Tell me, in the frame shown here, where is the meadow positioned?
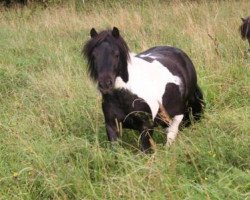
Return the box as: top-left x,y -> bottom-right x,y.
0,0 -> 249,199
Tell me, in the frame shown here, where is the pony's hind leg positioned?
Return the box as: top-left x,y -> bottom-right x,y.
166,114 -> 184,147
162,83 -> 185,146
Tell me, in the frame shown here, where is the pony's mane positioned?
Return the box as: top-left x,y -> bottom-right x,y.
82,29 -> 130,81
239,17 -> 250,40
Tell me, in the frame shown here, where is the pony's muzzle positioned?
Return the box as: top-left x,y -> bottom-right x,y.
98,78 -> 114,93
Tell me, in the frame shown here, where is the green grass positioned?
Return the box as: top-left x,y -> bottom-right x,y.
0,1 -> 249,199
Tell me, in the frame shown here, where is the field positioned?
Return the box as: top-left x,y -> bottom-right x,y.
0,0 -> 250,199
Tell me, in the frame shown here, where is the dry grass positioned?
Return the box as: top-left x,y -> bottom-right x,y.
0,1 -> 249,199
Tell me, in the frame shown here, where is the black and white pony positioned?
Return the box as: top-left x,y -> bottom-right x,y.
83,27 -> 204,152
240,16 -> 250,51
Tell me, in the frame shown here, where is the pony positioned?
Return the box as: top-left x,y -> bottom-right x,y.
239,16 -> 250,50
82,27 -> 204,152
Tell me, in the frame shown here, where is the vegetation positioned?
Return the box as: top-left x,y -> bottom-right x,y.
0,1 -> 249,199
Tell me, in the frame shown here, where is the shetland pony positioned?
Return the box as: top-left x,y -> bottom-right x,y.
82,27 -> 204,152
240,16 -> 250,50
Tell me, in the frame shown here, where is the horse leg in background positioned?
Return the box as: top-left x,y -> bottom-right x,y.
166,114 -> 184,147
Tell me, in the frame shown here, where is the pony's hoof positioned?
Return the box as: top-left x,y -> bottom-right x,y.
166,138 -> 175,147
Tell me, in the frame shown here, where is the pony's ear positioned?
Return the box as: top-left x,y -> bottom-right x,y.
241,17 -> 246,22
90,28 -> 98,38
112,27 -> 120,38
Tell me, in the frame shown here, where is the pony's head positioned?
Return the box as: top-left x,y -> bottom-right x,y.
240,17 -> 250,40
83,27 -> 130,94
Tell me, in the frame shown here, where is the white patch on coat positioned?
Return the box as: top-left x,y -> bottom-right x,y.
129,52 -> 137,57
139,53 -> 159,59
115,53 -> 182,119
166,114 -> 184,147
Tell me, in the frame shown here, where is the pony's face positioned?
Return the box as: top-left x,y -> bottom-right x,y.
240,17 -> 250,40
91,41 -> 120,94
83,27 -> 129,94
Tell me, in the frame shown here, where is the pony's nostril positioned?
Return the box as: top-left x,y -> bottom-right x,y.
107,79 -> 113,87
98,82 -> 104,89
98,80 -> 113,91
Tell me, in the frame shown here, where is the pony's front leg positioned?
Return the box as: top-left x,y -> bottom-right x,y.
106,124 -> 119,142
166,114 -> 184,147
136,117 -> 154,152
102,100 -> 123,146
123,113 -> 154,152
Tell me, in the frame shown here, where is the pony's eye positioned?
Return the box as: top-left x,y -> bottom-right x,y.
92,50 -> 97,59
114,53 -> 119,59
114,50 -> 119,59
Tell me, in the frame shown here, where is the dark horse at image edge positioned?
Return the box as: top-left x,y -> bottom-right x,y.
82,27 -> 205,152
239,16 -> 250,51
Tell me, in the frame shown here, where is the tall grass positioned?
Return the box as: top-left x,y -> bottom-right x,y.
0,1 -> 249,199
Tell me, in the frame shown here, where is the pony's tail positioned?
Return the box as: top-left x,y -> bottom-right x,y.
184,85 -> 205,126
